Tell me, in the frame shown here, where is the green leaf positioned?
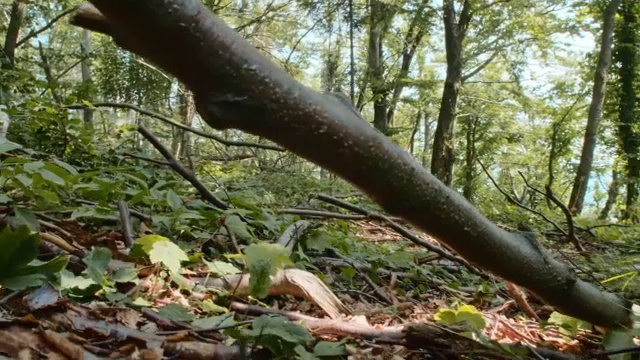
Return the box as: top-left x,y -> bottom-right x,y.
29,255 -> 69,276
13,207 -> 40,232
0,141 -> 22,153
131,234 -> 171,258
52,159 -> 79,176
0,226 -> 40,278
603,330 -> 635,360
247,315 -> 313,345
167,189 -> 183,212
149,241 -> 189,273
199,299 -> 229,315
83,248 -> 112,285
192,314 -> 235,329
24,161 -> 44,173
313,340 -> 348,357
244,243 -> 292,299
132,297 -> 153,307
224,215 -> 253,241
295,345 -> 319,360
0,274 -> 47,290
0,194 -> 12,204
203,259 -> 241,276
59,270 -> 96,290
434,309 -> 458,325
157,303 -> 194,322
38,168 -> 65,185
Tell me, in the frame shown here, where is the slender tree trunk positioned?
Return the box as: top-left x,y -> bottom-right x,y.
409,109 -> 422,156
568,0 -> 621,215
422,114 -> 432,168
386,1 -> 428,125
172,87 -> 195,159
368,0 -> 389,135
80,29 -> 94,125
431,0 -> 471,186
462,115 -> 478,201
348,0 -> 355,102
599,157 -> 621,220
38,43 -> 63,103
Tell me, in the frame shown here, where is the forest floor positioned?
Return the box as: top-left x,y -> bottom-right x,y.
0,209 -> 622,360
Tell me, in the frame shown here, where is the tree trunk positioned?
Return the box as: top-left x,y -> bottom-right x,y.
172,87 -> 195,159
421,114 -> 432,168
1,0 -> 27,103
615,0 -> 640,221
386,2 -> 428,125
568,0 -> 621,215
462,115 -> 478,201
80,29 -> 94,125
430,0 -> 471,186
368,0 -> 389,135
599,157 -> 620,220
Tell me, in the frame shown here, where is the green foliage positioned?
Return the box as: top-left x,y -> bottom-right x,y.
6,100 -> 95,164
0,226 -> 67,290
245,242 -> 293,298
132,234 -> 189,274
228,315 -> 346,358
546,311 -> 592,339
434,304 -> 487,332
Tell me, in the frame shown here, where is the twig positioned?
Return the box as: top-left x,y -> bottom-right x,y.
543,184 -> 584,252
122,151 -> 170,166
117,200 -> 135,248
477,159 -> 567,237
137,126 -> 229,210
65,102 -> 285,151
17,7 -> 78,48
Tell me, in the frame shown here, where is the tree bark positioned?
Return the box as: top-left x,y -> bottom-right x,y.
80,29 -> 94,125
615,0 -> 640,221
599,157 -> 620,220
71,0 -> 634,329
1,0 -> 27,103
368,0 -> 390,135
568,0 -> 621,215
430,0 -> 471,186
386,1 -> 429,126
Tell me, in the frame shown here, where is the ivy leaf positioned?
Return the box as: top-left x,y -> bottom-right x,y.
149,241 -> 189,273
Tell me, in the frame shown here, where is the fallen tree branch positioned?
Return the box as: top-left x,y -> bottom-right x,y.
70,1 -> 633,328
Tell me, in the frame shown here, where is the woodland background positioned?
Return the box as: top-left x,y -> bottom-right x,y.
0,0 -> 640,359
